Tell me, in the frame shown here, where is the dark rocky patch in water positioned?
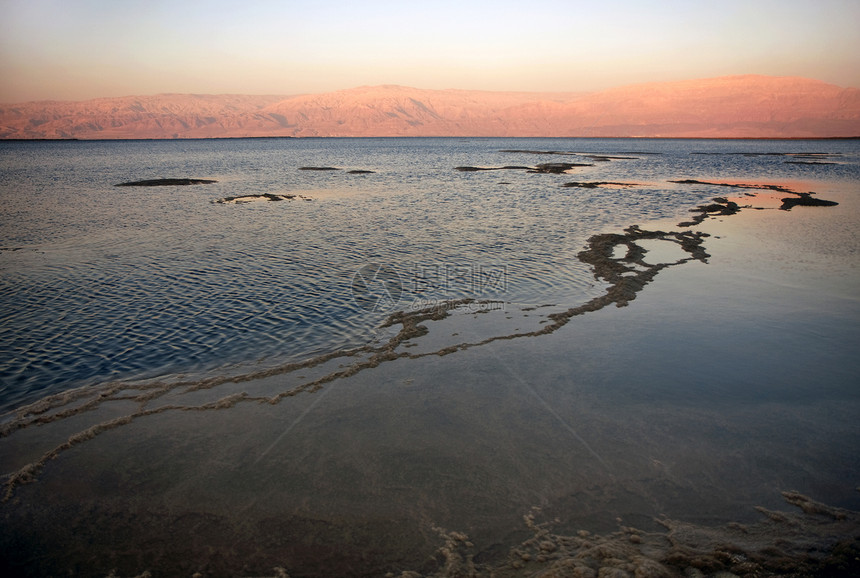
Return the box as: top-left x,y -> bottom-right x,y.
678,197 -> 741,227
669,179 -> 796,194
670,179 -> 839,216
455,163 -> 592,174
500,149 -> 578,156
463,150 -> 642,174
780,192 -> 840,210
454,165 -> 531,172
114,178 -> 217,187
213,193 -> 313,204
529,162 -> 593,174
583,155 -> 638,162
573,225 -> 709,309
299,167 -> 375,174
396,492 -> 860,578
562,181 -> 640,189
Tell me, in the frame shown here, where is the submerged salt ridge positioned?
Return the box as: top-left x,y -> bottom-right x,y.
0,218 -> 712,499
0,138 -> 859,413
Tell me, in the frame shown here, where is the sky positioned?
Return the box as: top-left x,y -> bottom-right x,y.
1,0 -> 859,102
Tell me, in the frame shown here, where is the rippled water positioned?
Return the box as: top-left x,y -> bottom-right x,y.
1,137 -> 858,412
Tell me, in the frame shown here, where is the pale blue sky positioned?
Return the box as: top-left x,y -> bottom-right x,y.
1,0 -> 858,101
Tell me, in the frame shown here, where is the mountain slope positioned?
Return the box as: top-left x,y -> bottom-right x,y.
0,94 -> 288,139
1,76 -> 858,139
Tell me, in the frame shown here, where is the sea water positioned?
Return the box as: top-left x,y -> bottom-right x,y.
1,138 -> 859,575
2,137 -> 857,414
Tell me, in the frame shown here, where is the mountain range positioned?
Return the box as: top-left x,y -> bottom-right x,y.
1,75 -> 858,139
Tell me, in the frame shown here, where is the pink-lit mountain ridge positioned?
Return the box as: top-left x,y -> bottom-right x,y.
1,75 -> 858,139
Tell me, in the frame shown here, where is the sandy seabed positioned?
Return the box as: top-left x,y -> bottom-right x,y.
1,178 -> 858,577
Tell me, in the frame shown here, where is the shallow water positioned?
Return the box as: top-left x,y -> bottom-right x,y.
2,138 -> 858,413
0,138 -> 859,576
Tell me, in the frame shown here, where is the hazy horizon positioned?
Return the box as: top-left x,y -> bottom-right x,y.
2,0 -> 859,103
3,73 -> 860,105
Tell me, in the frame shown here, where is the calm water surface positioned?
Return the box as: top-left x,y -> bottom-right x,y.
1,138 -> 859,576
1,137 -> 859,412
